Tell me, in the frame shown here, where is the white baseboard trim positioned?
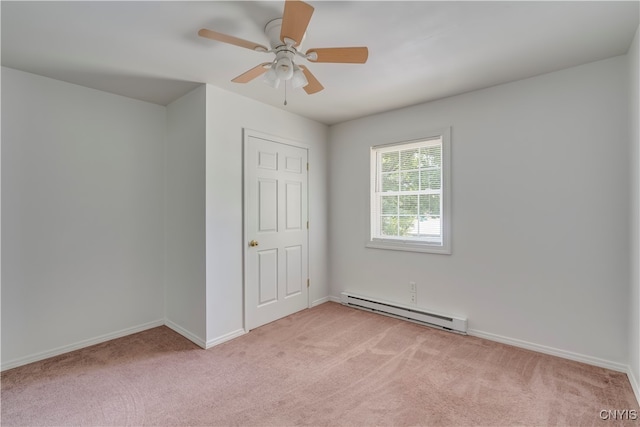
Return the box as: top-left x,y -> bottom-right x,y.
1,319 -> 165,372
333,296 -> 630,375
164,319 -> 207,349
628,367 -> 640,406
468,328 -> 628,373
328,295 -> 342,303
206,329 -> 246,349
311,296 -> 331,307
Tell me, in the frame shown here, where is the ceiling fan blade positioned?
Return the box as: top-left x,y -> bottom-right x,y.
198,28 -> 268,52
280,0 -> 314,46
231,63 -> 271,83
306,47 -> 369,63
299,65 -> 323,94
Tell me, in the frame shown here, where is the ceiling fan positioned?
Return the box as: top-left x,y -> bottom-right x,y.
198,0 -> 368,95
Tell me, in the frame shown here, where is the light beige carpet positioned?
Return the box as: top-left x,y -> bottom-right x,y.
2,302 -> 638,426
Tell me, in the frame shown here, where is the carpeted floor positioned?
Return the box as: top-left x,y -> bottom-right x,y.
1,302 -> 639,426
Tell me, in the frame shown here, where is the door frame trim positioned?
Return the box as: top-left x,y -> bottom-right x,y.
242,128 -> 310,332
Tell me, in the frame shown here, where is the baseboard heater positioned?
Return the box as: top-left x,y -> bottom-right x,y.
341,292 -> 467,334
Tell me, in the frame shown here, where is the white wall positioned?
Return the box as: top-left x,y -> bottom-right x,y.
165,85 -> 207,346
1,71 -> 329,366
628,26 -> 640,399
205,84 -> 329,345
4,45 -> 631,382
329,56 -> 630,369
1,67 -> 166,369
167,84 -> 330,348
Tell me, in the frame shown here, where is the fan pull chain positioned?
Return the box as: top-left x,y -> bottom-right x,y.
284,81 -> 288,106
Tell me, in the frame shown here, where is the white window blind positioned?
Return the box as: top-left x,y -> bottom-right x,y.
369,129 -> 451,254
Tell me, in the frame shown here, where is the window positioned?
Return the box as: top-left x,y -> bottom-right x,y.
368,128 -> 451,254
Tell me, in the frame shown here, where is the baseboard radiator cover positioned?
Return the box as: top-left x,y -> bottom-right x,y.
341,292 -> 467,334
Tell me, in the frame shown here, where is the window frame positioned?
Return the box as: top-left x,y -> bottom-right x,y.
367,128 -> 451,254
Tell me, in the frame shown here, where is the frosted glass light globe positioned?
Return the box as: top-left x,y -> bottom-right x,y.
275,57 -> 294,80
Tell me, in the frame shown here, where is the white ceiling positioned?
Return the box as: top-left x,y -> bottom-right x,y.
2,1 -> 639,125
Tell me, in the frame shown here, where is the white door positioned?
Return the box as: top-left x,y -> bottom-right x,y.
244,131 -> 309,331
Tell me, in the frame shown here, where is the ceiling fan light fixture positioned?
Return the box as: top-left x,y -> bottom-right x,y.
274,56 -> 294,80
263,65 -> 280,88
291,65 -> 308,89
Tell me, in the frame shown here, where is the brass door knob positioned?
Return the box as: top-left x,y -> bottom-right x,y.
249,240 -> 259,247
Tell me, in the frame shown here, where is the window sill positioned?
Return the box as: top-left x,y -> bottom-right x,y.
366,240 -> 451,255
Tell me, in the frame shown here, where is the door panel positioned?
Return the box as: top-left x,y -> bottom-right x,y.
258,150 -> 278,170
258,179 -> 277,232
285,181 -> 302,230
258,249 -> 278,306
285,245 -> 303,297
285,155 -> 302,173
245,132 -> 308,330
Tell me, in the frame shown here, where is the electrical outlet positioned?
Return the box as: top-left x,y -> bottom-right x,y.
409,281 -> 417,292
409,292 -> 417,304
